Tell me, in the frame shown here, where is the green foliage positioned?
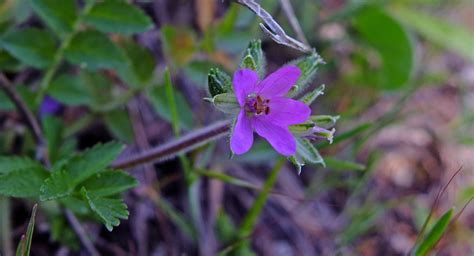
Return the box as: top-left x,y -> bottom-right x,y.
64,30 -> 127,70
117,38 -> 156,87
81,171 -> 138,197
0,28 -> 56,69
413,209 -> 453,256
353,6 -> 414,90
16,204 -> 37,256
288,51 -> 324,97
207,68 -> 232,97
296,138 -> 325,166
81,188 -> 129,231
29,0 -> 77,36
104,109 -> 134,143
148,82 -> 194,130
84,0 -> 153,35
392,7 -> 474,62
47,73 -> 92,106
40,169 -> 74,201
0,157 -> 49,198
240,39 -> 266,78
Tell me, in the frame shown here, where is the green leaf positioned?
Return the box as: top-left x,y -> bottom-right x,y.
103,109 -> 134,143
288,51 -> 324,97
16,204 -> 37,256
81,170 -> 137,197
84,0 -> 153,35
66,142 -> 124,185
0,156 -> 43,175
324,157 -> 365,171
0,160 -> 49,198
300,84 -> 325,105
48,73 -> 92,106
64,30 -> 128,70
40,169 -> 74,201
207,67 -> 232,97
117,39 -> 155,87
148,83 -> 194,130
81,187 -> 129,231
392,7 -> 474,62
29,0 -> 77,36
211,93 -> 240,114
296,138 -> 325,166
0,28 -> 56,68
161,25 -> 196,66
414,209 -> 453,256
0,49 -> 22,71
353,6 -> 414,90
183,60 -> 216,88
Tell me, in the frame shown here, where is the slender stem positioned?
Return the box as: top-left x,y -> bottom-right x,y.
112,120 -> 231,169
0,73 -> 43,145
279,0 -> 309,46
64,209 -> 100,256
238,157 -> 286,238
34,1 -> 96,105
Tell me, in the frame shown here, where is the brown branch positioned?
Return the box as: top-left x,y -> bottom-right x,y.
112,120 -> 231,170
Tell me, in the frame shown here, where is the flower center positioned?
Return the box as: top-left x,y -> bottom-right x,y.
245,95 -> 270,115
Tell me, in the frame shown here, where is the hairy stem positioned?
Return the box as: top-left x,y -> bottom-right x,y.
112,120 -> 231,170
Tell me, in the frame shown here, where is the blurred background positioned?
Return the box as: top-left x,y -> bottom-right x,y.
0,0 -> 473,255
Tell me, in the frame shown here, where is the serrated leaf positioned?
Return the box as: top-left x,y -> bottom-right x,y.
117,39 -> 155,87
64,30 -> 128,70
207,67 -> 232,97
353,6 -> 414,90
300,84 -> 325,105
84,0 -> 153,35
288,51 -> 324,97
0,28 -> 56,68
103,109 -> 134,143
81,170 -> 138,197
48,73 -> 92,106
0,156 -> 43,175
82,187 -> 129,231
414,209 -> 453,256
40,169 -> 74,201
67,142 -> 124,185
0,165 -> 49,198
29,0 -> 77,36
16,204 -> 37,256
296,138 -> 325,166
212,93 -> 240,114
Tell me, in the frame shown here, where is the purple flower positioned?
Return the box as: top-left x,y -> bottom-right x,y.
40,96 -> 61,117
230,66 -> 311,156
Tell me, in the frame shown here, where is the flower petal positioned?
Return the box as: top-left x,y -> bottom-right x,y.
257,66 -> 301,98
230,110 -> 254,155
254,119 -> 296,156
233,69 -> 259,106
264,97 -> 311,126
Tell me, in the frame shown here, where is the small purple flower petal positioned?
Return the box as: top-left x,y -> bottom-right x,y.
257,66 -> 301,98
253,119 -> 296,156
233,69 -> 259,107
40,96 -> 61,117
230,110 -> 254,155
264,97 -> 311,125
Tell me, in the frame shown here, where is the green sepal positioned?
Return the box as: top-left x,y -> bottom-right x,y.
207,68 -> 232,97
